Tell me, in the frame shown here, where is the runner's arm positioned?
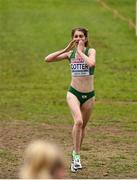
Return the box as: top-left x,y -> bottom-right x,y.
77,48 -> 96,67
44,50 -> 68,62
44,40 -> 75,62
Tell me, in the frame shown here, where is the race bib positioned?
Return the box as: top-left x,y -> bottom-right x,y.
70,58 -> 90,76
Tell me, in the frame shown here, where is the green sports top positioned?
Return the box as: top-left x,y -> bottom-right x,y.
68,47 -> 95,77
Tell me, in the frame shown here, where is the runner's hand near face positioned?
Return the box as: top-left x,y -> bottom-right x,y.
45,40 -> 75,62
64,40 -> 76,52
77,40 -> 85,53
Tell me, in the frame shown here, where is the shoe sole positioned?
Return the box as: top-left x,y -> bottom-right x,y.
70,163 -> 78,173
70,164 -> 82,172
71,167 -> 77,173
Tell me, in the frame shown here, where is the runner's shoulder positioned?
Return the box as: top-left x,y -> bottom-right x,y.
67,50 -> 73,59
88,48 -> 96,54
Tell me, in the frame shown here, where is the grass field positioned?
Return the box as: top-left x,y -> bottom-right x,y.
0,0 -> 137,178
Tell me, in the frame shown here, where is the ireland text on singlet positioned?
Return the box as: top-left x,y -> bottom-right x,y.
68,48 -> 95,77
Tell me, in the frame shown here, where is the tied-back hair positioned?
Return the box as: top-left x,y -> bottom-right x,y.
71,27 -> 90,47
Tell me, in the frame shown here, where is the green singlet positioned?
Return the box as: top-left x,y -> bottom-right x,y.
68,47 -> 95,77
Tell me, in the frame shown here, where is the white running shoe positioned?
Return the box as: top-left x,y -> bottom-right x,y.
71,160 -> 78,173
70,152 -> 82,172
73,155 -> 82,169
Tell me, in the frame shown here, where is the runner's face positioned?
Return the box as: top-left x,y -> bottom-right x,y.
73,30 -> 86,46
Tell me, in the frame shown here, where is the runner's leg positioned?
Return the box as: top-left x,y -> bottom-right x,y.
80,97 -> 95,147
66,92 -> 83,154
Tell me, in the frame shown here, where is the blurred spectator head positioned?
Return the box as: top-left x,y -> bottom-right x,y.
19,140 -> 65,179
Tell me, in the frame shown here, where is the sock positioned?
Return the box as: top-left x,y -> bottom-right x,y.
72,150 -> 80,160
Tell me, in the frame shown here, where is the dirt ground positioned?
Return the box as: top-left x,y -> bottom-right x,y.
0,120 -> 137,179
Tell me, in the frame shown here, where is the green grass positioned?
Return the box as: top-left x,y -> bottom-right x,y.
0,149 -> 17,161
105,0 -> 136,22
0,0 -> 137,123
0,0 -> 137,178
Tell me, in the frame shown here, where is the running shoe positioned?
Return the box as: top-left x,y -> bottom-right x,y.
73,154 -> 82,169
70,151 -> 82,172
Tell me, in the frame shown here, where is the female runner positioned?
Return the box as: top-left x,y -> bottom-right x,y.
45,27 -> 96,172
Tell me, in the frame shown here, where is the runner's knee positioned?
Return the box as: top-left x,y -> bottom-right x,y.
74,117 -> 83,127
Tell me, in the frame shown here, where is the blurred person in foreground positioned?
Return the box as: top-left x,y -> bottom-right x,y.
19,140 -> 65,179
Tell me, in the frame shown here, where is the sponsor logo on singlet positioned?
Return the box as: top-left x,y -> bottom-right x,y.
82,95 -> 87,99
70,58 -> 90,76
